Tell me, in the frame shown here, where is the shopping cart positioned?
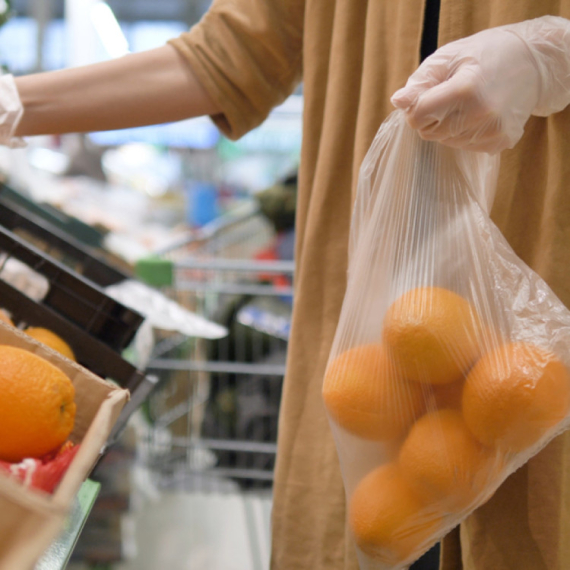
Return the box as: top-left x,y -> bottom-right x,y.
138,202 -> 294,493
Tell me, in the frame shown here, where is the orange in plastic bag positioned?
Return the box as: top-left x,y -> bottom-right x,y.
323,343 -> 425,441
349,463 -> 444,565
382,287 -> 483,385
463,342 -> 570,453
324,110 -> 570,569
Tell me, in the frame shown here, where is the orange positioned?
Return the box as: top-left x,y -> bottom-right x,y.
323,344 -> 425,440
382,287 -> 483,385
0,309 -> 13,326
463,342 -> 570,453
0,346 -> 76,461
399,409 -> 494,512
25,327 -> 76,362
349,463 -> 444,563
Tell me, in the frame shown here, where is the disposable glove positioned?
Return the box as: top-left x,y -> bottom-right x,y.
391,16 -> 570,153
0,74 -> 24,148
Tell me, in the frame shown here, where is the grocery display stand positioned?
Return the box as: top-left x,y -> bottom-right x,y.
0,188 -> 130,286
0,193 -> 161,435
0,184 -> 292,565
0,225 -> 145,391
0,183 -> 108,249
0,191 -> 156,569
0,188 -> 153,387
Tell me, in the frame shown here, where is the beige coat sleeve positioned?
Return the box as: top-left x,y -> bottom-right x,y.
169,0 -> 304,140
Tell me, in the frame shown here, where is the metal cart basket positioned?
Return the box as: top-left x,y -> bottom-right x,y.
138,203 -> 294,492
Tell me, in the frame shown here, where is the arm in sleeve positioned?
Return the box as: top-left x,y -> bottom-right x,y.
169,0 -> 304,140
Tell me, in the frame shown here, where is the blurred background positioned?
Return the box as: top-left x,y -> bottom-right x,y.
0,2 -> 302,569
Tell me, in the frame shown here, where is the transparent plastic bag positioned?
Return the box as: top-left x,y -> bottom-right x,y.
323,110 -> 570,569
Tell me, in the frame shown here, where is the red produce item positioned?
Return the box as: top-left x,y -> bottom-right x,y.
0,442 -> 80,493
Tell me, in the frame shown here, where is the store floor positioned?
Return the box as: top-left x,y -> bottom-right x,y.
68,483 -> 439,570
114,488 -> 272,570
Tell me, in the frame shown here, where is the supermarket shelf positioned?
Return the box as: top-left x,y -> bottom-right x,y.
0,195 -> 130,286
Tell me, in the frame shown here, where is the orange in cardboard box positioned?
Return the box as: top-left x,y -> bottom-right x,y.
0,346 -> 76,462
323,343 -> 425,440
0,320 -> 129,570
25,327 -> 76,362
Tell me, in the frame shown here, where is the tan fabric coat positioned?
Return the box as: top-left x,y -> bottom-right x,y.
170,1 -> 570,569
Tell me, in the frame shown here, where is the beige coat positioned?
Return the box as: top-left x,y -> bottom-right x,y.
170,1 -> 570,568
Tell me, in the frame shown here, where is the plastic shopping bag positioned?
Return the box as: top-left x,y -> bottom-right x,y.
323,110 -> 570,569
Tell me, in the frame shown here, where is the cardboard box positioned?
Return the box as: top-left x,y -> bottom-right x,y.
0,321 -> 129,570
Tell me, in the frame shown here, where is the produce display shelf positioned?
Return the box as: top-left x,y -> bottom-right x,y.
0,225 -> 142,351
0,183 -> 106,249
0,194 -> 130,287
0,192 -> 161,443
0,275 -> 145,392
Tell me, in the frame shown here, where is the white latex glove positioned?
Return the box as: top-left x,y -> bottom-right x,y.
391,16 -> 570,154
0,74 -> 24,148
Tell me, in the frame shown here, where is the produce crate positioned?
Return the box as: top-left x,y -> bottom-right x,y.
0,321 -> 129,570
0,183 -> 106,249
0,224 -> 145,392
0,225 -> 140,350
0,195 -> 130,287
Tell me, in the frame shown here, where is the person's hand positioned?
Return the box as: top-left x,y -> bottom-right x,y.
391,16 -> 570,154
0,75 -> 24,148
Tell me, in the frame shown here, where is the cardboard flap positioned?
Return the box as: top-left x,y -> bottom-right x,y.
53,388 -> 129,507
0,475 -> 66,570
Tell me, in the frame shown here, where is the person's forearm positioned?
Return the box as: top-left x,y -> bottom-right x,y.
14,44 -> 220,136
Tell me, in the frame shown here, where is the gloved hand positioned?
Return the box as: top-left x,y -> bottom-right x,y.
391,16 -> 570,153
0,74 -> 24,148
